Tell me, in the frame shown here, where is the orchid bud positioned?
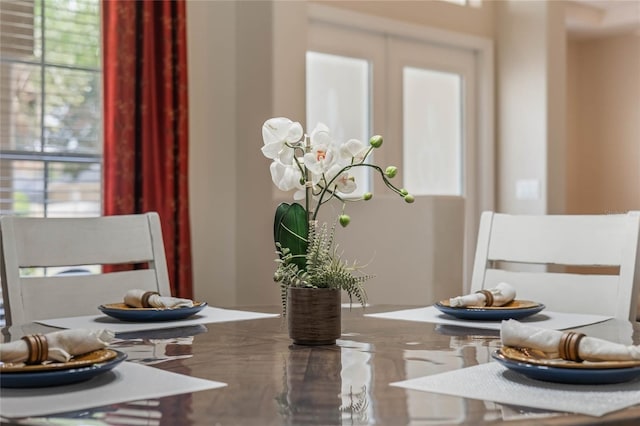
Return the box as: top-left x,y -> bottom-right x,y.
404,194 -> 415,203
363,192 -> 373,201
339,214 -> 351,227
385,166 -> 398,178
400,188 -> 409,196
369,135 -> 383,148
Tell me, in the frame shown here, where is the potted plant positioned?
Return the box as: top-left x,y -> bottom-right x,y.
261,117 -> 413,345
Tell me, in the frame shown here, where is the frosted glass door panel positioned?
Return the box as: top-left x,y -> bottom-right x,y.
403,68 -> 462,196
306,51 -> 371,197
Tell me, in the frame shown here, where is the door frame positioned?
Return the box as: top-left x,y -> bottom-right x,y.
308,4 -> 495,291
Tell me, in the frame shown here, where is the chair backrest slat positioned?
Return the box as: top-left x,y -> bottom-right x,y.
16,270 -> 161,321
486,214 -> 629,266
11,215 -> 156,267
483,268 -> 620,316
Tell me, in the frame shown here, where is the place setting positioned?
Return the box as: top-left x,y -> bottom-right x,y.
98,288 -> 209,322
0,328 -> 123,388
493,319 -> 640,385
366,282 -> 613,331
0,326 -> 227,420
35,289 -> 279,334
432,282 -> 545,321
391,319 -> 640,418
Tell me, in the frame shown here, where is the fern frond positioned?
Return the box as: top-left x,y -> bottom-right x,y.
274,220 -> 371,314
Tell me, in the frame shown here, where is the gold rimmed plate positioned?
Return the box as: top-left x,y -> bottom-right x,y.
434,300 -> 545,320
498,346 -> 640,369
98,301 -> 207,322
0,348 -> 117,373
493,346 -> 640,384
0,349 -> 127,388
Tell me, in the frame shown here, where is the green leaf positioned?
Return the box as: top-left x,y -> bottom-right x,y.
274,202 -> 308,270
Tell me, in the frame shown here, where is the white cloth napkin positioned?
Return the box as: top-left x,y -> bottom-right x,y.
124,289 -> 194,309
0,329 -> 114,364
501,319 -> 640,362
449,282 -> 516,307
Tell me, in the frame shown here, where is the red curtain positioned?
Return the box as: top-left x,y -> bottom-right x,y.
102,0 -> 192,298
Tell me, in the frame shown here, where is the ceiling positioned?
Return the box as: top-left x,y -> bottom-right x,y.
565,0 -> 640,39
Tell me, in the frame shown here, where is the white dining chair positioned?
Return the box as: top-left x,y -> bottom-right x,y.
0,212 -> 171,326
470,211 -> 640,321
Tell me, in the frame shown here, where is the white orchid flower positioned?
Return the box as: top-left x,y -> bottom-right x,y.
323,162 -> 342,184
303,123 -> 338,176
303,145 -> 336,177
269,158 -> 304,195
309,122 -> 332,145
323,163 -> 357,194
261,117 -> 303,162
334,172 -> 357,194
340,138 -> 369,163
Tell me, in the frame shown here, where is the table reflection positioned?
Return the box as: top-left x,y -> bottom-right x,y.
279,344 -> 342,424
111,325 -> 207,365
339,340 -> 372,424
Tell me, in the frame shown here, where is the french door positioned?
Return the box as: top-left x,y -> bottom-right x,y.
307,19 -> 485,288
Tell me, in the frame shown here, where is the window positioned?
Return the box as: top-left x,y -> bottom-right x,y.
306,51 -> 372,198
0,0 -> 102,219
403,67 -> 463,196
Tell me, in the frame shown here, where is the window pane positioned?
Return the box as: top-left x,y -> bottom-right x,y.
0,0 -> 37,62
0,159 -> 44,215
306,51 -> 371,197
46,161 -> 101,217
0,62 -> 43,151
403,67 -> 462,196
0,158 -> 100,217
44,66 -> 101,154
44,0 -> 100,67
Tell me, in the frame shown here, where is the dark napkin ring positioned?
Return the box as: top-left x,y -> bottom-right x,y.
558,331 -> 586,362
475,289 -> 494,307
141,291 -> 160,308
21,334 -> 49,365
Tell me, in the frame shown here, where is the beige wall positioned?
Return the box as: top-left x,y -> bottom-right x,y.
494,0 -> 567,214
187,1 -> 238,306
566,33 -> 640,214
187,1 -> 306,308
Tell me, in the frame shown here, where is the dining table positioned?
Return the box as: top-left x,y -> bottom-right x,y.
1,304 -> 640,426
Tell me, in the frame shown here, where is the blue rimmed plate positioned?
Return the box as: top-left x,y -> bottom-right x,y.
492,347 -> 640,385
434,300 -> 545,321
0,349 -> 127,388
98,302 -> 207,322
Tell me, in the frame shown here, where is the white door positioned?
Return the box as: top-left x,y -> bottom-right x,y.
307,17 -> 490,303
386,36 -> 480,292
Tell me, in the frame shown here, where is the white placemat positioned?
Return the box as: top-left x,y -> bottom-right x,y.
36,307 -> 279,333
0,361 -> 226,419
391,362 -> 640,417
366,306 -> 611,331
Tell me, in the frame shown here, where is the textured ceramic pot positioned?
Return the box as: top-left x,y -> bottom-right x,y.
286,287 -> 341,345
